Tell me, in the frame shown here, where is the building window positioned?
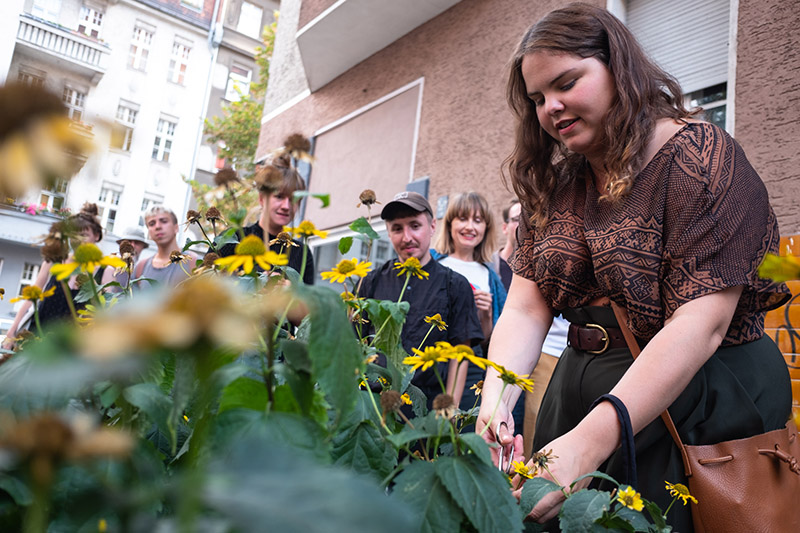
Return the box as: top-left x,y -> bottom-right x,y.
31,0 -> 61,22
168,40 -> 191,85
18,262 -> 40,298
224,64 -> 252,102
39,178 -> 68,210
97,185 -> 122,234
62,87 -> 86,122
17,71 -> 44,88
111,102 -> 137,152
180,0 -> 202,11
237,1 -> 264,39
78,5 -> 104,38
128,25 -> 153,71
138,194 -> 164,228
687,83 -> 727,131
152,118 -> 176,162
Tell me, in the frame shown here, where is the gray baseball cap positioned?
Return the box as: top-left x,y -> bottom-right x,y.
381,191 -> 433,220
116,227 -> 149,247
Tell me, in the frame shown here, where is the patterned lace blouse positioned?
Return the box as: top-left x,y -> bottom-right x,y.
510,122 -> 789,345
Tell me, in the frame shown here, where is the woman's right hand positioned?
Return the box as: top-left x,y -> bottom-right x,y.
475,396 -> 522,468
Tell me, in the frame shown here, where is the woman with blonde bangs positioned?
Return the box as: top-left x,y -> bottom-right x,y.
433,192 -> 507,414
477,3 -> 791,531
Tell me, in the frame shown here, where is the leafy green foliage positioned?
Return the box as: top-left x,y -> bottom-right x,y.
394,461 -> 464,533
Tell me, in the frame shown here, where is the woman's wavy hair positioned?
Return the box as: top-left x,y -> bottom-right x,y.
72,203 -> 103,242
434,192 -> 497,264
503,2 -> 696,228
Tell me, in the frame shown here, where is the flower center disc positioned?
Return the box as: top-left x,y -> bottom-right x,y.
236,235 -> 267,256
74,243 -> 103,264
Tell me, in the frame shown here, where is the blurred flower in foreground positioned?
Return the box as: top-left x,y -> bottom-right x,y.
9,285 -> 55,303
214,234 -> 288,274
0,412 -> 133,486
79,276 -> 265,359
0,83 -> 94,200
758,253 -> 800,282
285,220 -> 328,240
50,243 -> 126,280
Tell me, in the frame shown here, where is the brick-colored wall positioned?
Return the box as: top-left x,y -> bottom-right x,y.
734,0 -> 800,235
259,0 -> 602,228
298,0 -> 337,30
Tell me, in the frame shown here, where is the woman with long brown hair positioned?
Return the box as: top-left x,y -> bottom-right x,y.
476,3 -> 791,530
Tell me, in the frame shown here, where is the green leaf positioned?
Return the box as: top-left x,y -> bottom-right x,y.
616,505 -> 652,532
123,383 -> 175,453
0,473 -> 32,505
218,376 -> 268,413
519,477 -> 562,516
362,298 -> 410,385
213,227 -> 239,250
280,339 -> 312,374
298,285 -> 363,415
559,489 -> 611,533
393,460 -> 464,533
435,455 -> 523,533
349,216 -> 380,240
182,238 -> 208,251
644,500 -> 669,531
73,279 -> 98,304
331,421 -> 397,481
293,191 -> 330,208
596,510 -> 637,532
571,470 -> 620,490
458,433 -> 494,467
338,236 -> 354,254
385,427 -> 438,448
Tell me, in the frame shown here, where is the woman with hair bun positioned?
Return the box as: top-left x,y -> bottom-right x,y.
2,203 -> 105,350
476,3 -> 791,529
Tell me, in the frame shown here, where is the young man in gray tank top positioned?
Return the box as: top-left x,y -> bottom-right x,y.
135,206 -> 195,288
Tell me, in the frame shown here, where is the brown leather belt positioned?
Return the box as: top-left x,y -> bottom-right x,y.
567,323 -> 627,354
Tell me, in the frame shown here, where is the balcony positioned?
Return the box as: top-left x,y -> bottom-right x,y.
296,0 -> 462,91
15,13 -> 109,84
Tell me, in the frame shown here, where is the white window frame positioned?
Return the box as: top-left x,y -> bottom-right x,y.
180,0 -> 203,10
686,83 -> 728,131
39,178 -> 69,210
15,262 -> 41,311
168,39 -> 192,85
152,118 -> 177,162
138,194 -> 164,228
237,1 -> 264,39
62,86 -> 86,122
31,0 -> 61,22
224,63 -> 252,102
128,24 -> 154,72
111,101 -> 138,152
97,184 -> 122,234
17,70 -> 45,88
78,4 -> 104,38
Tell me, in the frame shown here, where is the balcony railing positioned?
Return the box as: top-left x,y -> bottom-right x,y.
15,13 -> 109,82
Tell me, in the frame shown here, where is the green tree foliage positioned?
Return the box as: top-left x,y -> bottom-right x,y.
204,12 -> 278,176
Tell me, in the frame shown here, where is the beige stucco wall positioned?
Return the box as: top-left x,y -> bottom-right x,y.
735,0 -> 800,235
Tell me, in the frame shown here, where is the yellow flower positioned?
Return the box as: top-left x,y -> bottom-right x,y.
378,376 -> 390,387
511,460 -> 536,479
447,343 -> 492,369
393,257 -> 429,280
214,235 -> 288,274
617,486 -> 644,512
0,287 -> 4,300
9,285 -> 56,303
285,220 -> 328,239
98,518 -> 107,532
50,243 -> 127,280
758,253 -> 800,282
470,380 -> 483,396
665,481 -> 698,505
493,363 -> 535,394
424,313 -> 447,331
321,258 -> 372,284
401,393 -> 412,405
403,345 -> 452,372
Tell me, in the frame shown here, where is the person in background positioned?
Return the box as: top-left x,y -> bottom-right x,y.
102,227 -> 149,292
218,162 -> 315,284
358,191 -> 484,411
1,203 -> 105,350
135,206 -> 194,288
432,192 -> 507,413
493,198 -> 522,290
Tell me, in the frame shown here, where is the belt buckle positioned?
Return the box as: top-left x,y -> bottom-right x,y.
585,323 -> 609,354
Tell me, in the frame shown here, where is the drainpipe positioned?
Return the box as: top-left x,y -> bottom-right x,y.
180,0 -> 226,246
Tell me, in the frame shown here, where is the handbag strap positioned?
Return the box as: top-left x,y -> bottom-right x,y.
590,393 -> 638,488
610,302 -> 694,477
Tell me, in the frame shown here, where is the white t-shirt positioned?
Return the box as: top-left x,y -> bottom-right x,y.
542,315 -> 569,358
439,256 -> 489,292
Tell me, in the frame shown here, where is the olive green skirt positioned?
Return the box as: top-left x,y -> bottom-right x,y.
532,306 -> 792,533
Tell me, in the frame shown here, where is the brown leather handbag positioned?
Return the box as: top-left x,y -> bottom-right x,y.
611,303 -> 800,533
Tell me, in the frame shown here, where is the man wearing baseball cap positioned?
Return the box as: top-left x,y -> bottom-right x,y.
101,227 -> 150,292
358,191 -> 483,411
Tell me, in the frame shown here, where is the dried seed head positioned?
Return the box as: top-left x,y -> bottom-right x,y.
170,250 -> 187,264
118,240 -> 135,257
283,133 -> 311,155
433,393 -> 456,419
41,237 -> 69,263
186,210 -> 202,224
214,167 -> 239,187
380,390 -> 403,413
202,252 -> 219,267
358,189 -> 379,207
253,165 -> 284,192
205,206 -> 221,221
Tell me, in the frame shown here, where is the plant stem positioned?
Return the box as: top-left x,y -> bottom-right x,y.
417,324 -> 436,351
397,272 -> 411,303
193,220 -> 217,253
366,390 -> 393,436
299,237 -> 309,282
479,383 -> 508,437
433,366 -> 446,395
33,308 -> 43,338
60,280 -> 78,321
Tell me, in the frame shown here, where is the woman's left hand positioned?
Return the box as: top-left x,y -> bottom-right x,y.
473,289 -> 492,312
